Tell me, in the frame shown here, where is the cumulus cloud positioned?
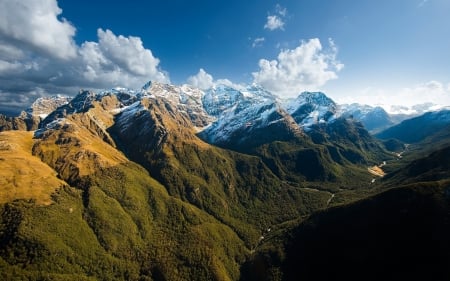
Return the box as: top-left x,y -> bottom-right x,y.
264,5 -> 287,31
264,15 -> 285,31
78,28 -> 169,87
187,69 -> 214,89
253,38 -> 344,97
186,69 -> 242,90
0,0 -> 77,60
0,0 -> 169,115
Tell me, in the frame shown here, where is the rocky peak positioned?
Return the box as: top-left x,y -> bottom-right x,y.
284,91 -> 339,130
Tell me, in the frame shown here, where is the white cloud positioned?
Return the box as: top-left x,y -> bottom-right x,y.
97,29 -> 165,78
252,37 -> 265,48
187,68 -> 214,89
0,0 -> 77,60
78,28 -> 169,87
398,81 -> 450,105
264,5 -> 287,31
186,69 -> 242,90
336,81 -> 450,112
0,0 -> 170,112
264,15 -> 285,31
252,38 -> 344,97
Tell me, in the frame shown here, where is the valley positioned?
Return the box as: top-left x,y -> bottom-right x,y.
0,82 -> 449,280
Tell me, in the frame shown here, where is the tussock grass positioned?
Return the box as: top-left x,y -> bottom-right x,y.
0,131 -> 66,205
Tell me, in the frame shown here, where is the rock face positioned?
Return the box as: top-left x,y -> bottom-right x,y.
284,91 -> 339,130
199,84 -> 303,150
340,103 -> 394,133
6,82 -> 387,185
1,81 -> 449,280
0,95 -> 71,132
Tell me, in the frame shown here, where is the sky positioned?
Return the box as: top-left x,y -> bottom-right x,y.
0,0 -> 449,115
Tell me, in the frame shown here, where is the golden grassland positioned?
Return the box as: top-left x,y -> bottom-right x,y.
0,131 -> 66,205
368,165 -> 386,177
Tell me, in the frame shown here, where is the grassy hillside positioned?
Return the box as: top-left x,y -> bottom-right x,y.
0,103 -> 332,280
0,131 -> 66,205
1,113 -> 251,280
2,92 -> 448,280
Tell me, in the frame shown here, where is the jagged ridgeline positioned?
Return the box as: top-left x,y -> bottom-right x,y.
0,81 -> 435,280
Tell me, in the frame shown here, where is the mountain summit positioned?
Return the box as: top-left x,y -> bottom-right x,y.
4,81 -> 447,280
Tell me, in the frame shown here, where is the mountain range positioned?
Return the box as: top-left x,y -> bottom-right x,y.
0,81 -> 449,280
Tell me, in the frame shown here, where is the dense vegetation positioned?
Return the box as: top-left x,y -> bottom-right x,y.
241,181 -> 450,281
0,94 -> 449,280
376,110 -> 450,143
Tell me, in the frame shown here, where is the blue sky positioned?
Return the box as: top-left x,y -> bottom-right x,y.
0,0 -> 449,115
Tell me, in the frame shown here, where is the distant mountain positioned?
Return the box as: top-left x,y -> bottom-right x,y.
0,95 -> 70,131
2,81 -> 448,280
376,109 -> 450,143
340,103 -> 393,133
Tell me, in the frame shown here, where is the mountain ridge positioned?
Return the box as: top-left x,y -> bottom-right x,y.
1,81 -> 449,280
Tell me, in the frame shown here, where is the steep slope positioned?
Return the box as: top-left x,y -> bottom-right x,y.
383,144 -> 450,186
0,86 -> 338,280
1,98 -> 251,280
376,109 -> 450,143
284,91 -> 338,130
242,182 -> 450,281
198,87 -> 386,184
108,89 -> 331,245
199,85 -> 303,150
0,112 -> 40,132
0,82 -> 406,280
252,118 -> 387,184
340,103 -> 393,132
283,182 -> 450,281
284,92 -> 388,164
0,95 -> 70,132
241,120 -> 450,280
141,81 -> 214,127
0,131 -> 67,205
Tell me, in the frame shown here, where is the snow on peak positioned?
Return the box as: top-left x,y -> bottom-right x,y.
283,91 -> 339,130
139,81 -> 213,127
200,84 -> 289,144
26,95 -> 71,119
34,117 -> 71,138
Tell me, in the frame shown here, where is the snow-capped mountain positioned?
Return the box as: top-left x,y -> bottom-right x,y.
283,92 -> 339,130
0,95 -> 71,132
340,103 -> 393,133
26,95 -> 71,119
199,84 -> 302,148
36,81 -> 381,150
141,81 -> 214,127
